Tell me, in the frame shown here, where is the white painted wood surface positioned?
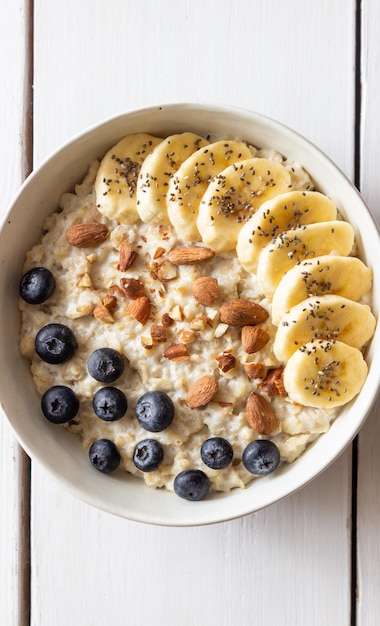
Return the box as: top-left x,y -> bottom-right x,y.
1,1 -> 379,624
0,2 -> 30,625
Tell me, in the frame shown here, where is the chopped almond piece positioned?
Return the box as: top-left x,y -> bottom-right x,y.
153,246 -> 166,259
127,296 -> 151,325
216,352 -> 236,373
178,329 -> 196,344
102,294 -> 117,310
170,304 -> 184,321
163,344 -> 189,362
244,362 -> 267,380
119,242 -> 137,271
189,315 -> 208,331
76,272 -> 92,288
156,261 -> 177,282
274,369 -> 288,397
120,277 -> 145,300
93,304 -> 114,324
261,367 -> 285,397
150,324 -> 167,343
161,312 -> 174,327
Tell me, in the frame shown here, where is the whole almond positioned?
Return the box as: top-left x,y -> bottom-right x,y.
220,299 -> 268,326
127,296 -> 151,325
186,375 -> 218,408
246,392 -> 277,435
241,326 -> 270,353
192,277 -> 218,306
66,222 -> 109,248
167,245 -> 215,265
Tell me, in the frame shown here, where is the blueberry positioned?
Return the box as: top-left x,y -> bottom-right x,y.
93,386 -> 127,421
41,385 -> 79,424
89,439 -> 121,473
87,348 -> 124,383
201,437 -> 233,470
242,439 -> 281,475
135,391 -> 174,432
35,323 -> 77,364
19,267 -> 55,304
174,469 -> 210,501
133,439 -> 164,472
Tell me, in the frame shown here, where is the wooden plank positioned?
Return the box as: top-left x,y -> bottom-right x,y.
0,1 -> 32,624
31,2 -> 356,625
356,0 -> 380,623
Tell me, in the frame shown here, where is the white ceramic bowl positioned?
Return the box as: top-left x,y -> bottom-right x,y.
1,103 -> 379,526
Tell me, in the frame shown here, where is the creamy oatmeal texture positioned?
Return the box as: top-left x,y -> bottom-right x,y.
19,132 -> 374,495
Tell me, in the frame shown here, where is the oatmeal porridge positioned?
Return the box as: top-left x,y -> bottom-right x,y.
18,132 -> 375,500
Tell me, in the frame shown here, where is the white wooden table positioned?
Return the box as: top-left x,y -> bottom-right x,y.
1,2 -> 380,624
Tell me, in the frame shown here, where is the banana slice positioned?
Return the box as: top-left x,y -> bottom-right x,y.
271,255 -> 373,325
283,339 -> 368,408
273,294 -> 376,362
136,132 -> 208,225
236,190 -> 337,273
167,140 -> 254,242
256,221 -> 355,297
196,158 -> 292,253
95,133 -> 163,224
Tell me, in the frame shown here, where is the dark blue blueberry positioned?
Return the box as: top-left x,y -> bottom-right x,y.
41,385 -> 79,424
19,267 -> 55,304
201,437 -> 233,469
93,386 -> 127,421
135,391 -> 174,432
133,439 -> 164,472
87,348 -> 124,383
174,469 -> 210,501
242,439 -> 280,475
89,439 -> 120,473
35,323 -> 77,364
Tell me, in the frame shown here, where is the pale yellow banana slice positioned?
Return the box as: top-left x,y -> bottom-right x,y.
196,158 -> 292,253
283,339 -> 368,408
273,294 -> 376,362
256,221 -> 355,297
236,190 -> 337,273
95,133 -> 163,224
271,255 -> 373,325
136,132 -> 208,225
167,140 -> 254,242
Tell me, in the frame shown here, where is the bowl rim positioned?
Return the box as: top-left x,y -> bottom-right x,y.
2,102 -> 380,526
